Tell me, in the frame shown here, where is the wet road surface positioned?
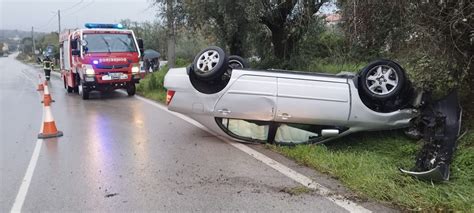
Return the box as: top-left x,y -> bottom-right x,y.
0,54 -> 394,212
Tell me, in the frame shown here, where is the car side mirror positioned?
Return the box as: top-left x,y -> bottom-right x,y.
72,49 -> 80,56
137,38 -> 144,54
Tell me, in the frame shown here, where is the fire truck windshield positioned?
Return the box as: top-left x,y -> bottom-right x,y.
83,33 -> 137,53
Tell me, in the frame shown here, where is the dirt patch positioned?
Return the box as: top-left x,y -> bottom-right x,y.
279,186 -> 313,196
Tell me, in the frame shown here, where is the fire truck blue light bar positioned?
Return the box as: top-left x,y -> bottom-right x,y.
85,23 -> 124,29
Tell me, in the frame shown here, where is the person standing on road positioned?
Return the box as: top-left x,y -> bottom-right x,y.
43,56 -> 53,81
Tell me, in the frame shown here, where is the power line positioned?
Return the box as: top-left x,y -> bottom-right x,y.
34,0 -> 84,32
61,0 -> 85,12
63,0 -> 95,17
36,13 -> 58,31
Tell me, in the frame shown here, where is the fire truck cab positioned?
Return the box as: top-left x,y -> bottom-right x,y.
59,23 -> 144,99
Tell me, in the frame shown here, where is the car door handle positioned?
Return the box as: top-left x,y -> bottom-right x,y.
278,113 -> 292,120
217,109 -> 231,115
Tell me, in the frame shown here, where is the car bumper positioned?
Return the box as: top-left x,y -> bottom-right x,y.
83,74 -> 140,91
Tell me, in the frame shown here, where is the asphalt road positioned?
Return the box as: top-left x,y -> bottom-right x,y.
0,54 -> 394,212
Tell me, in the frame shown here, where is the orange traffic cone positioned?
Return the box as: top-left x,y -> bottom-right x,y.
36,75 -> 44,91
38,97 -> 63,139
41,81 -> 54,105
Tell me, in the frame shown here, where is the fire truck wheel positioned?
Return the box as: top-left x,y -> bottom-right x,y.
79,81 -> 90,100
73,74 -> 80,93
64,79 -> 73,93
127,83 -> 136,96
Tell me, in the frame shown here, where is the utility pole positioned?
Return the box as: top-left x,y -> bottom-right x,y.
31,26 -> 36,55
58,10 -> 61,33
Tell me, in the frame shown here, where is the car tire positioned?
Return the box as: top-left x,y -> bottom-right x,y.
192,46 -> 228,80
222,55 -> 249,81
127,83 -> 136,96
79,80 -> 89,100
228,55 -> 249,69
359,59 -> 406,100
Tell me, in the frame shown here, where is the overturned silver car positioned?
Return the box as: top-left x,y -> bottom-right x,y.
164,46 -> 462,181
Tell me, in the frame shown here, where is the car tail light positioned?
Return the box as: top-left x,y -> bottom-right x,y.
166,90 -> 175,105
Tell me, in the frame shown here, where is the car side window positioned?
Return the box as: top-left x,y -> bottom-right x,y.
217,118 -> 269,142
274,123 -> 321,144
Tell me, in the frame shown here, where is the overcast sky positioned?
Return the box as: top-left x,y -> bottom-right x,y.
0,0 -> 158,32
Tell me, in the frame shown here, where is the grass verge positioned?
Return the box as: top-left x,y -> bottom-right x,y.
268,129 -> 473,211
137,59 -> 472,211
136,59 -> 190,103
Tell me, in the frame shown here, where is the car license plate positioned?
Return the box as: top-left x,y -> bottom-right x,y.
101,75 -> 112,80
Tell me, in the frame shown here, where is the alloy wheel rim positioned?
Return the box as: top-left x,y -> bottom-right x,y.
365,65 -> 399,95
196,50 -> 219,73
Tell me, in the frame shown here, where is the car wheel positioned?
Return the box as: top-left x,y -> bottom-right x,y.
359,59 -> 406,100
78,80 -> 89,100
222,55 -> 249,81
192,46 -> 228,80
228,55 -> 249,69
127,83 -> 136,96
223,55 -> 249,80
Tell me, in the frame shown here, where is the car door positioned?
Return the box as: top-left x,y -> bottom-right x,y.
276,77 -> 350,126
213,75 -> 277,121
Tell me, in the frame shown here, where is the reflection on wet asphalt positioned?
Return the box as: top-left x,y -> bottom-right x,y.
1,55 -> 351,212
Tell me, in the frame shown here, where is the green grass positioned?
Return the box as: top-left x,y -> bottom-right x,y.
136,59 -> 190,103
138,59 -> 473,211
269,129 -> 474,211
307,60 -> 366,74
138,89 -> 167,103
136,69 -> 168,103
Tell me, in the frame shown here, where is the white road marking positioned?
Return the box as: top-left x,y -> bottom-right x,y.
133,95 -> 372,213
39,67 -> 369,212
10,139 -> 43,213
11,67 -> 45,213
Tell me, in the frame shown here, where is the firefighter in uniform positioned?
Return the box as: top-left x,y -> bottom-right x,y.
43,56 -> 53,80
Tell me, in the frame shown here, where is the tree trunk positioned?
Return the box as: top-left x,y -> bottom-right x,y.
166,0 -> 176,68
270,27 -> 292,60
229,31 -> 244,56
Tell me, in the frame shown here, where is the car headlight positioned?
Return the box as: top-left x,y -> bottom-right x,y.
131,63 -> 140,74
84,64 -> 95,75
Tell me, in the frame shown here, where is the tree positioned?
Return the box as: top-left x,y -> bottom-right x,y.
20,37 -> 33,55
258,0 -> 329,59
337,0 -> 410,56
339,0 -> 472,89
120,20 -> 168,56
184,0 -> 253,56
37,32 -> 59,58
154,0 -> 185,68
338,0 -> 473,117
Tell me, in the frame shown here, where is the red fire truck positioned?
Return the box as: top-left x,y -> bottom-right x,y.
59,23 -> 143,99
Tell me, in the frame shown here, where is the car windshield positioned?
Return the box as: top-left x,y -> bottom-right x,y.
83,33 -> 137,53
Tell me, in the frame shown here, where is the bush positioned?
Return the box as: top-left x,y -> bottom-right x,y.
136,58 -> 191,103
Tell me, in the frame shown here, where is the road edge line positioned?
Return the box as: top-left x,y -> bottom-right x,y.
10,138 -> 43,213
49,66 -> 370,212
10,66 -> 46,213
133,95 -> 372,213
